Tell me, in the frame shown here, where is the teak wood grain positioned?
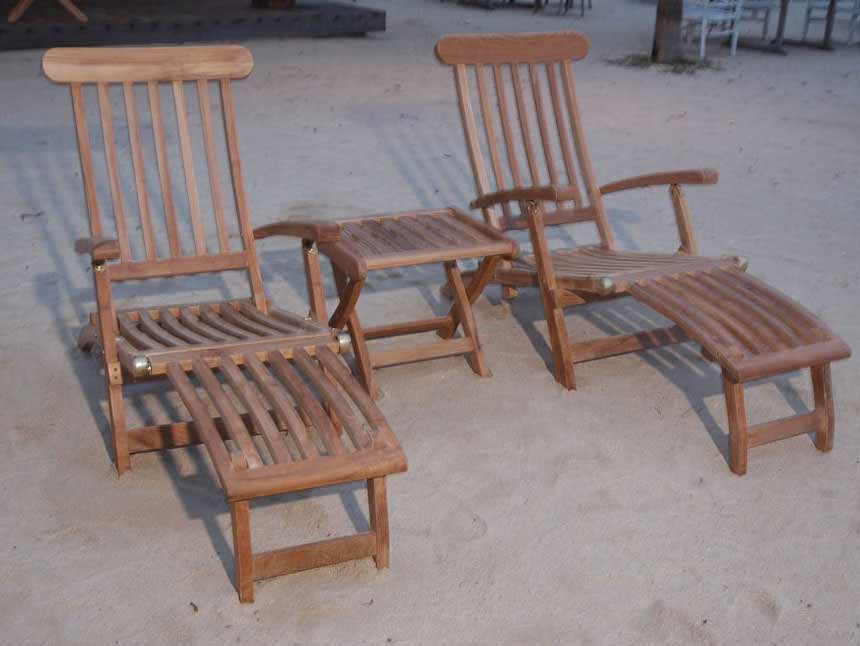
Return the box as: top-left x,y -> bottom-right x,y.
437,31 -> 851,473
47,45 -> 408,602
312,208 -> 516,396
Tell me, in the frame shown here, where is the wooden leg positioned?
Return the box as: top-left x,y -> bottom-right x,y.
500,260 -> 519,301
6,0 -> 36,22
55,0 -> 88,22
302,240 -> 328,325
723,372 -> 748,475
367,477 -> 389,569
346,312 -> 380,400
543,294 -> 576,390
523,201 -> 575,389
444,261 -> 490,377
107,382 -> 131,475
332,267 -> 379,399
811,364 -> 834,452
231,500 -> 254,603
438,256 -> 499,340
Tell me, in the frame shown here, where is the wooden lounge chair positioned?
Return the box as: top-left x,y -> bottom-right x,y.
43,45 -> 407,601
436,32 -> 851,473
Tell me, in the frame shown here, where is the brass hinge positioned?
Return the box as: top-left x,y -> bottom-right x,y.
106,361 -> 123,385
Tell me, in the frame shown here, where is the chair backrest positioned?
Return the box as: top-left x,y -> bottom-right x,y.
43,45 -> 265,308
435,32 -> 615,249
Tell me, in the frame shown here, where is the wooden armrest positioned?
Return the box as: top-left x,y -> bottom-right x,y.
75,237 -> 121,262
253,219 -> 341,244
600,169 -> 719,195
470,185 -> 581,210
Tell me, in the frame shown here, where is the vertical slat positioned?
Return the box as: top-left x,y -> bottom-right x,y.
492,64 -> 522,189
172,80 -> 207,255
220,79 -> 267,310
560,62 -> 615,248
70,83 -> 102,237
510,64 -> 541,186
544,63 -> 583,208
148,81 -> 181,257
197,79 -> 231,253
474,64 -> 510,220
528,63 -> 559,189
122,82 -> 157,260
96,82 -> 131,259
453,64 -> 499,229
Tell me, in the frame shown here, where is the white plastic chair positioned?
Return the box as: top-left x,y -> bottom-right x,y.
683,0 -> 745,61
741,0 -> 779,40
803,0 -> 860,42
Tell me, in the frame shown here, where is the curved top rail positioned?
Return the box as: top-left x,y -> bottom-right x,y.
435,31 -> 589,65
43,45 -> 253,83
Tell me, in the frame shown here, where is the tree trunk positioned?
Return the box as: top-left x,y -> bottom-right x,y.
652,0 -> 685,62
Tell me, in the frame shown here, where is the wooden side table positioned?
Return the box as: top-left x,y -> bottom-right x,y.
303,207 -> 518,397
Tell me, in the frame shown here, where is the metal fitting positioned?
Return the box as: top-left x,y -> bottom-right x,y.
337,331 -> 353,355
596,277 -> 615,296
131,355 -> 153,378
93,262 -> 105,273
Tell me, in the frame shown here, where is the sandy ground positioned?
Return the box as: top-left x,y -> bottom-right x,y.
1,1 -> 859,644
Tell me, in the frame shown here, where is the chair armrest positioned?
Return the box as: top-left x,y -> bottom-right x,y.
75,237 -> 121,262
253,219 -> 341,244
470,185 -> 581,210
599,169 -> 718,195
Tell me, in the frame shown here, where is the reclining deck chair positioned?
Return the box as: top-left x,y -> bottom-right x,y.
436,32 -> 850,473
44,45 -> 407,601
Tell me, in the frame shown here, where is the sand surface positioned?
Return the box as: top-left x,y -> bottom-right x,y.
1,1 -> 859,644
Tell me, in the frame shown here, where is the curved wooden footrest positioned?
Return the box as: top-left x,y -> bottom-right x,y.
629,267 -> 851,384
165,346 -> 407,602
629,267 -> 850,474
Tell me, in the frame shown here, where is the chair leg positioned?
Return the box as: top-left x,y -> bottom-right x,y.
346,311 -> 380,400
444,261 -> 491,377
230,500 -> 254,603
332,266 -> 380,399
723,372 -> 748,475
302,241 -> 328,325
438,256 -> 498,340
368,477 -> 389,569
811,364 -> 834,452
107,382 -> 131,475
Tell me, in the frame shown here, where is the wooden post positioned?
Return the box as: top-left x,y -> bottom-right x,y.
652,0 -> 686,63
368,477 -> 389,569
230,500 -> 254,603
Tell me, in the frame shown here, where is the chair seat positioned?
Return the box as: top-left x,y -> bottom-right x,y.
514,245 -> 744,294
111,299 -> 336,377
322,208 -> 518,272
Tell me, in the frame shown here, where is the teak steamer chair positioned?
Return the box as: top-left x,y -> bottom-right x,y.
436,32 -> 851,474
44,45 -> 407,602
